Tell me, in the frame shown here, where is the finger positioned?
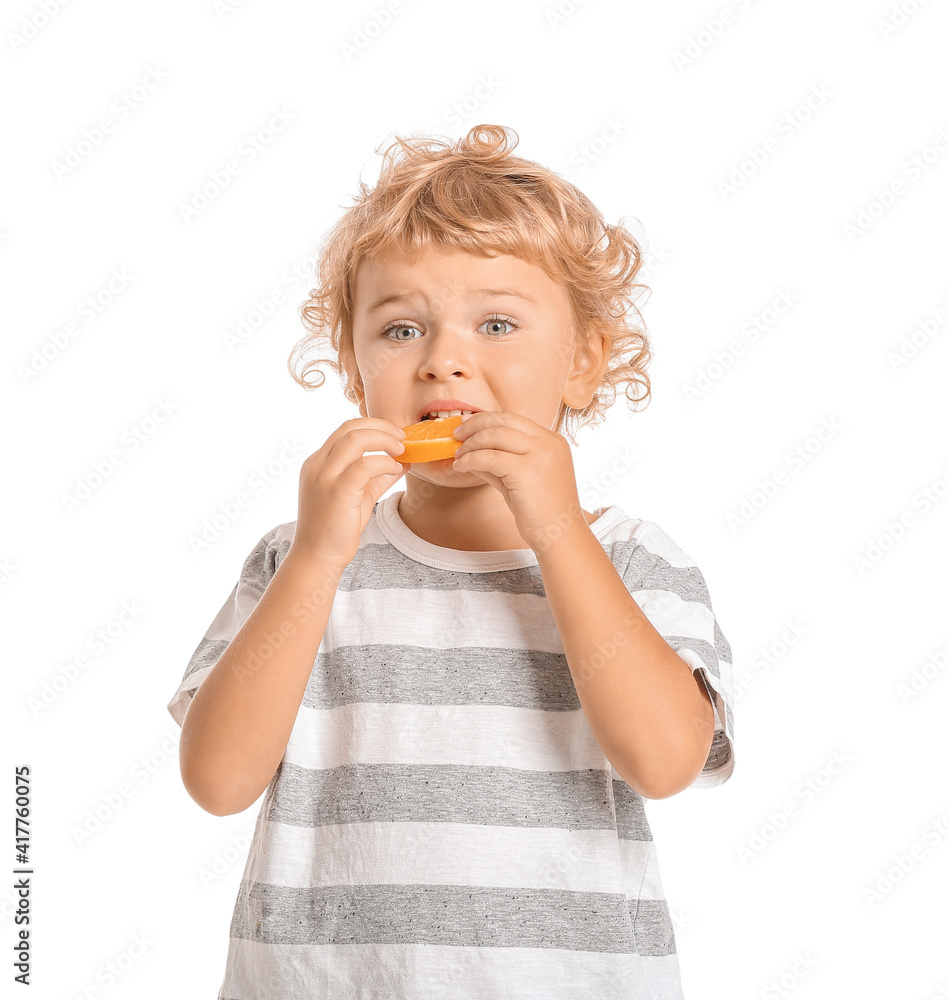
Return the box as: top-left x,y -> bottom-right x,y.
454,428 -> 531,455
452,447 -> 510,476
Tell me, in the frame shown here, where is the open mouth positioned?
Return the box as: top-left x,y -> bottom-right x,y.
420,409 -> 477,421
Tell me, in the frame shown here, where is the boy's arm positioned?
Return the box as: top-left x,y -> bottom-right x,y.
178,549 -> 344,816
534,518 -> 715,800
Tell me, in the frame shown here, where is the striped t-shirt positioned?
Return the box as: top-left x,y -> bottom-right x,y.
168,490 -> 735,1000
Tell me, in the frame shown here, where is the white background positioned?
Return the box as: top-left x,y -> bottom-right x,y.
4,0 -> 948,997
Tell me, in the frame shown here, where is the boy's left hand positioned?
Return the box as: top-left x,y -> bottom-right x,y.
451,410 -> 587,550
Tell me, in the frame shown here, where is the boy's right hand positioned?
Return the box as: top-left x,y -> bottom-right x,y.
287,417 -> 409,573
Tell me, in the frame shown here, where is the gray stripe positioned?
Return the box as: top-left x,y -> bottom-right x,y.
239,531 -> 282,592
714,615 -> 733,665
624,551 -> 732,664
713,618 -> 735,740
665,634 -> 720,676
631,895 -> 677,956
664,633 -> 733,771
183,636 -> 230,682
670,631 -> 733,741
268,761 -> 616,831
302,645 -> 581,711
623,547 -> 734,742
338,538 -> 640,595
229,881 -> 674,955
179,530 -> 281,686
612,780 -> 653,842
705,729 -> 732,775
622,549 -> 712,606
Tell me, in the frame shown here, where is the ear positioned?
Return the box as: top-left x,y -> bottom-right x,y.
352,374 -> 368,417
562,322 -> 608,410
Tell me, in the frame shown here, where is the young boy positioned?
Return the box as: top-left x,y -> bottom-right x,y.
168,123 -> 735,999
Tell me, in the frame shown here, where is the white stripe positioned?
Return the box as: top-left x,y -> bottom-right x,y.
166,664 -> 213,727
221,938 -> 684,1000
201,583 -> 260,641
326,586 -> 564,653
326,585 -> 716,657
245,819 -> 666,900
628,587 -> 717,646
621,838 -> 667,900
283,702 -> 607,772
630,520 -> 697,568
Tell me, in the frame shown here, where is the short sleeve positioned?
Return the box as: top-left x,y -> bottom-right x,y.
621,520 -> 735,790
166,528 -> 286,728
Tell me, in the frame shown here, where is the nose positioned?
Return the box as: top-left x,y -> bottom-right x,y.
416,322 -> 471,380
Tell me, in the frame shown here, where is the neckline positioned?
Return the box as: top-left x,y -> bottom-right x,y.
373,491 -> 625,573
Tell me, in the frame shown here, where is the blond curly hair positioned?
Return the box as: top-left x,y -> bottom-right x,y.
287,123 -> 652,444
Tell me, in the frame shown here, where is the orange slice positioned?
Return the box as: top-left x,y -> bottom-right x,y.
399,414 -> 464,463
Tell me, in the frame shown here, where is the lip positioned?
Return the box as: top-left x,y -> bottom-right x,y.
416,399 -> 483,421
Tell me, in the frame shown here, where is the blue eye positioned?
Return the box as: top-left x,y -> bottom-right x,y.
382,314 -> 518,341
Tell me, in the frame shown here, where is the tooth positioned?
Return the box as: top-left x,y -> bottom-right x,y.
424,409 -> 474,420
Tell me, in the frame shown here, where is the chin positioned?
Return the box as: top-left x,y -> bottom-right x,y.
407,464 -> 476,487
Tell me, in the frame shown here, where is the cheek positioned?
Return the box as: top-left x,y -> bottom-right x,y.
359,344 -> 411,389
504,358 -> 561,398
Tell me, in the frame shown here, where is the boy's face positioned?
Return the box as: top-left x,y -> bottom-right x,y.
350,247 -> 595,482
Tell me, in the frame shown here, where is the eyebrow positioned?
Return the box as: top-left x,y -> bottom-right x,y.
367,287 -> 538,313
